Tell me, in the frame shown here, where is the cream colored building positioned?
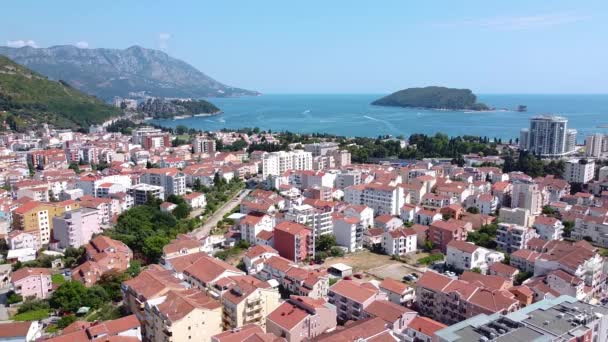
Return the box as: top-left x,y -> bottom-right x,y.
220,276 -> 281,330
145,288 -> 222,342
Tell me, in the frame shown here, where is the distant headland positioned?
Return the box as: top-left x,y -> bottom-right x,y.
371,86 -> 489,111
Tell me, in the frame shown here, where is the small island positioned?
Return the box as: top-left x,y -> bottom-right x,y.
371,86 -> 489,111
138,98 -> 221,119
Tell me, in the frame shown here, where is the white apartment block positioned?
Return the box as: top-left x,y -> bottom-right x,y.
333,216 -> 363,252
563,159 -> 595,184
262,150 -> 313,178
76,174 -> 133,197
283,204 -> 333,238
52,208 -> 100,249
496,223 -> 539,253
335,171 -> 362,189
344,183 -> 405,216
446,240 -> 504,273
382,228 -> 417,256
585,133 -> 605,158
532,216 -> 564,241
140,168 -> 186,197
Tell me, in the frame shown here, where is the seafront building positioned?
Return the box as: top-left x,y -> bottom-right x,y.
520,115 -> 576,157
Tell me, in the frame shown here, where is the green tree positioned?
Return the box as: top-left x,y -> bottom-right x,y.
50,281 -> 89,312
466,207 -> 480,214
142,235 -> 170,263
127,260 -> 142,277
172,202 -> 191,219
471,267 -> 482,274
175,125 -> 189,135
316,235 -> 336,252
98,272 -> 131,302
57,315 -> 77,329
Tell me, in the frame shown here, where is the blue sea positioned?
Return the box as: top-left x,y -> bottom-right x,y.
151,94 -> 608,141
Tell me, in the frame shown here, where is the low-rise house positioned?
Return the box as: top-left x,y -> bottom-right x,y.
488,262 -> 519,281
266,296 -> 337,342
363,300 -> 417,335
400,204 -> 420,223
211,324 -> 283,342
45,315 -> 141,341
374,215 -> 404,231
314,316 -> 396,341
0,321 -> 42,342
404,316 -> 446,342
243,245 -> 279,275
363,228 -> 384,249
183,192 -> 206,209
379,277 -> 415,306
161,234 -> 205,261
182,255 -> 245,297
11,267 -> 52,299
415,209 -> 442,226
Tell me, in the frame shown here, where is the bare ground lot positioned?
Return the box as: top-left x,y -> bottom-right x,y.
322,250 -> 429,282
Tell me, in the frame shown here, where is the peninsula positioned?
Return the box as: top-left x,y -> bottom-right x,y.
372,86 -> 489,111
137,98 -> 221,119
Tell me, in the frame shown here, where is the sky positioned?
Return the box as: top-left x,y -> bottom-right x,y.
2,0 -> 607,94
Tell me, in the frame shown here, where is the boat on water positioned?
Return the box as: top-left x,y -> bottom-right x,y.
515,105 -> 527,112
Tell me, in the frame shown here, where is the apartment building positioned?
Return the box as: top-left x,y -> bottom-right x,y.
284,203 -> 333,239
191,135 -> 216,154
344,183 -> 405,216
11,267 -> 53,299
499,207 -> 532,227
496,223 -> 539,253
182,255 -> 245,297
144,288 -> 222,342
415,271 -> 519,325
511,180 -> 543,215
52,207 -> 100,249
273,221 -> 313,262
342,204 -> 374,229
335,171 -> 362,189
243,245 -> 279,275
262,150 -> 313,178
382,228 -> 417,256
333,215 -> 363,252
327,280 -> 387,323
563,159 -> 595,185
122,265 -> 187,334
435,296 -> 608,342
71,235 -> 132,286
379,277 -> 415,306
257,256 -> 329,299
140,168 -> 186,197
220,275 -> 281,330
428,220 -> 472,253
446,240 -> 504,273
532,216 -> 564,241
76,174 -> 132,197
12,200 -> 80,245
128,183 -> 165,205
238,212 -> 275,244
266,295 -> 337,342
211,324 -> 280,342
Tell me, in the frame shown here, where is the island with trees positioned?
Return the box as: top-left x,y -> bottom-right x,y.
371,86 -> 489,111
136,98 -> 221,119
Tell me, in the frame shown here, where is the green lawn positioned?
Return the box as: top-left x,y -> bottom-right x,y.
52,274 -> 66,285
12,309 -> 50,321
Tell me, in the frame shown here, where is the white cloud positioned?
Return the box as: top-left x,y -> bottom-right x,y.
75,41 -> 89,49
6,39 -> 38,48
158,33 -> 171,50
438,12 -> 591,31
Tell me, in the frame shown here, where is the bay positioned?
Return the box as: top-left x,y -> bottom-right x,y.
151,94 -> 608,141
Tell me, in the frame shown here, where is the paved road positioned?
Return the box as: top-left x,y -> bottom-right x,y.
191,189 -> 250,240
0,287 -> 10,321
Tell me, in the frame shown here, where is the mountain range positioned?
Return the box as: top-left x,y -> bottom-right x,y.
0,45 -> 258,101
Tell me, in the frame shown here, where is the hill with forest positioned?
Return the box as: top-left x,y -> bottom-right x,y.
0,45 -> 259,101
137,98 -> 221,118
0,55 -> 121,131
372,86 -> 489,110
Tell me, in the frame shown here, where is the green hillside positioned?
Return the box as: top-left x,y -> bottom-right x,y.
0,55 -> 121,131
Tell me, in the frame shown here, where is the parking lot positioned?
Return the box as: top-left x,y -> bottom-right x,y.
366,263 -> 424,282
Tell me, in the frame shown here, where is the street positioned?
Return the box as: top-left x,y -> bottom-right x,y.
191,189 -> 251,240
